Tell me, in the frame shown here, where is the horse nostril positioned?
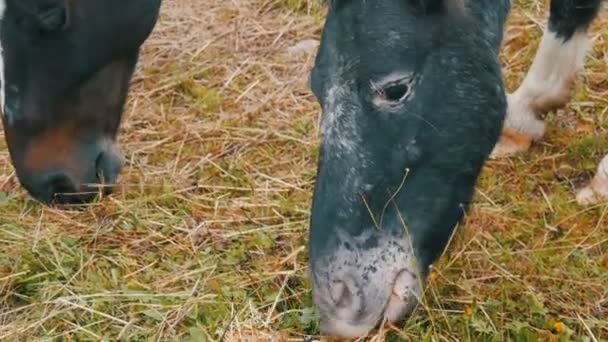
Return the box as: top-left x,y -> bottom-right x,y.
94,150 -> 123,185
49,173 -> 76,195
384,270 -> 421,323
40,172 -> 79,203
330,280 -> 351,308
324,275 -> 369,321
95,153 -> 107,183
328,275 -> 363,317
393,270 -> 418,302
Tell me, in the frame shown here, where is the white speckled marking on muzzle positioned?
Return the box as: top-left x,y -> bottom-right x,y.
312,228 -> 424,337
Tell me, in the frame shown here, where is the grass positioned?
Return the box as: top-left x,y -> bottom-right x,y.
0,0 -> 607,340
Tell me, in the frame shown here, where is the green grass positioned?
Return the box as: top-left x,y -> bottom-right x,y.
0,0 -> 607,341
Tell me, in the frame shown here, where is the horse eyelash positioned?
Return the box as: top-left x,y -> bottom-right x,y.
370,80 -> 385,97
371,78 -> 413,104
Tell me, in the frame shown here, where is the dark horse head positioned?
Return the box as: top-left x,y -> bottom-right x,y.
308,0 -> 510,336
0,0 -> 161,204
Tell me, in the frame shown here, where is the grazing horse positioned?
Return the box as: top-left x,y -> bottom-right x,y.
0,0 -> 161,204
308,0 -> 601,337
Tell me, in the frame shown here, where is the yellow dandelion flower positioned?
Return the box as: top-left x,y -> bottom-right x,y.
464,307 -> 473,317
553,322 -> 566,334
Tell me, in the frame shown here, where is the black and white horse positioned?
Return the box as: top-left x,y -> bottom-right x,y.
0,0 -> 161,204
308,0 -> 602,337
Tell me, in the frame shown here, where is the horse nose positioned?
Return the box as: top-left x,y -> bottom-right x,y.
28,149 -> 123,205
316,268 -> 422,337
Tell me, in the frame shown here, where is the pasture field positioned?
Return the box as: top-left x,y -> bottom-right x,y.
1,0 -> 607,340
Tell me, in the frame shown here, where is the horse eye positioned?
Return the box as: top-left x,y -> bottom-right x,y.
383,82 -> 410,102
373,78 -> 413,106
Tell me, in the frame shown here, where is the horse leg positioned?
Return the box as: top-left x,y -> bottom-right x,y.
577,155 -> 608,205
491,0 -> 601,158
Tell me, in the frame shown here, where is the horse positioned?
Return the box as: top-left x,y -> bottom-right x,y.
307,0 -> 602,337
0,0 -> 161,204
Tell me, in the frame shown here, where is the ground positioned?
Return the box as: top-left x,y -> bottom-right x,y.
0,0 -> 607,341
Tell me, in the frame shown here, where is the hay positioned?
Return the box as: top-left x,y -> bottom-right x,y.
0,0 -> 606,340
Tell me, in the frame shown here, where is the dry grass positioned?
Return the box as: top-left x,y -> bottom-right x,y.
0,0 -> 607,340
